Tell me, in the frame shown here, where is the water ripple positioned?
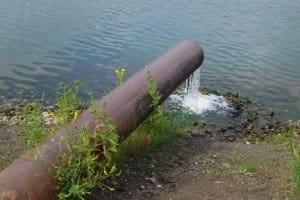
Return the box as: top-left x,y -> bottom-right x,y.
0,0 -> 300,119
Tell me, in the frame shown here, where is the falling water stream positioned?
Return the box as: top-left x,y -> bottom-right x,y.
170,69 -> 231,116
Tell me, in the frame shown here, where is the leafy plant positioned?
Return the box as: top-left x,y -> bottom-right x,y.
18,81 -> 83,148
115,66 -> 126,86
55,105 -> 119,200
18,102 -> 47,147
54,80 -> 82,123
146,71 -> 161,111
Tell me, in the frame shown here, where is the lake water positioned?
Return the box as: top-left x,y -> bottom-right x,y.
0,0 -> 300,121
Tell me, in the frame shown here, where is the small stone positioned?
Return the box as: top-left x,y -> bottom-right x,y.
199,120 -> 206,127
199,87 -> 209,95
190,129 -> 199,137
1,116 -> 9,123
42,111 -> 50,118
222,163 -> 230,168
139,185 -> 145,190
219,128 -> 227,133
146,177 -> 156,184
156,184 -> 162,188
9,115 -> 19,125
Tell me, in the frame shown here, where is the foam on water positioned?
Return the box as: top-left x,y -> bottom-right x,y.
170,70 -> 230,115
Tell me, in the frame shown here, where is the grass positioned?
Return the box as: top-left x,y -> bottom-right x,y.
267,133 -> 290,144
203,162 -> 217,178
18,101 -> 48,147
288,123 -> 300,193
18,80 -> 83,148
54,80 -> 82,123
232,154 -> 258,174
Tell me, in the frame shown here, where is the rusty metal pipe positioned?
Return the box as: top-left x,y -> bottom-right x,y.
0,40 -> 204,199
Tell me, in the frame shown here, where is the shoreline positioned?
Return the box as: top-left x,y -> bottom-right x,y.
0,89 -> 296,169
0,89 -> 299,199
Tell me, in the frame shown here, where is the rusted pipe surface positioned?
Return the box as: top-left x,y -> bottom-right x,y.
0,40 -> 204,199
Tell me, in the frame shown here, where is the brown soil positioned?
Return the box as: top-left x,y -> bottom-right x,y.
0,124 -> 25,170
88,134 -> 298,200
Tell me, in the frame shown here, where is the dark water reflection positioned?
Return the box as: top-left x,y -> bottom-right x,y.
0,0 -> 300,120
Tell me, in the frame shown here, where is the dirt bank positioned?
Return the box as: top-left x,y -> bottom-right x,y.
88,134 -> 298,200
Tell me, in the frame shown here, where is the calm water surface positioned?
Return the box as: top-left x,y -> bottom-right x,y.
0,0 -> 300,120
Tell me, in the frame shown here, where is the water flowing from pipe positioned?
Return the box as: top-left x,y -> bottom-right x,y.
170,69 -> 230,115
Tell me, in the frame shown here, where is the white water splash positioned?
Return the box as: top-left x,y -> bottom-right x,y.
170,69 -> 230,115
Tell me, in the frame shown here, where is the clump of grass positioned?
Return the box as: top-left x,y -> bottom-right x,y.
18,81 -> 82,148
232,154 -> 258,174
267,133 -> 290,144
18,102 -> 47,147
203,162 -> 217,178
55,105 -> 119,200
288,123 -> 300,192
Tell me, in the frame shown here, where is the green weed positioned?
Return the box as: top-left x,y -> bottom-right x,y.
54,80 -> 82,123
115,66 -> 126,86
203,162 -> 217,178
18,102 -> 47,147
288,123 -> 300,192
18,81 -> 82,148
232,154 -> 258,174
267,133 -> 290,144
55,104 -> 119,200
